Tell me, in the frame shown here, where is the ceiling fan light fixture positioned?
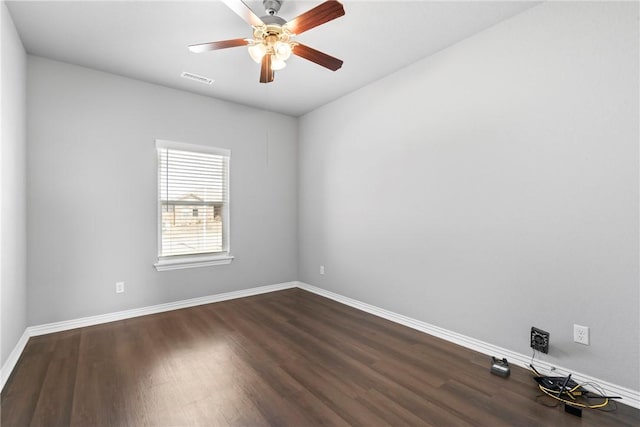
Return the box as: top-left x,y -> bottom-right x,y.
274,41 -> 292,61
248,43 -> 267,63
190,0 -> 346,83
271,57 -> 287,71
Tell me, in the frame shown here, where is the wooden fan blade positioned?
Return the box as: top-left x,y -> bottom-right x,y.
221,0 -> 264,27
293,43 -> 343,71
285,0 -> 345,35
188,38 -> 249,53
260,55 -> 274,83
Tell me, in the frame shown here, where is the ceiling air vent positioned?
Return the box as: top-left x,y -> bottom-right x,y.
181,72 -> 214,85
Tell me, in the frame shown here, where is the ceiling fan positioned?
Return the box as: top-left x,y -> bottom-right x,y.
188,0 -> 345,83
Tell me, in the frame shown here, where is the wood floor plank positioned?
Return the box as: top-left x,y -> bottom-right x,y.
290,389 -> 352,427
29,331 -> 81,427
0,350 -> 50,426
69,325 -> 128,427
2,288 -> 638,426
356,388 -> 434,427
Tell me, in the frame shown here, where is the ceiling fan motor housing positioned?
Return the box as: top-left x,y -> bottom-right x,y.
260,15 -> 287,27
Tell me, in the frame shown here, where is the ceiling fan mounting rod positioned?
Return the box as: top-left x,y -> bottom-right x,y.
263,0 -> 282,16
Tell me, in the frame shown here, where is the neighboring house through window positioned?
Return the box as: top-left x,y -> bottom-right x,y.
154,139 -> 233,271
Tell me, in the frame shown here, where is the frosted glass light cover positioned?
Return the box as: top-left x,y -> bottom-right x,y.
274,41 -> 292,61
248,43 -> 266,63
271,57 -> 287,71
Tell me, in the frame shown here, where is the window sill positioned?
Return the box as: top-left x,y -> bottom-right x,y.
154,254 -> 234,271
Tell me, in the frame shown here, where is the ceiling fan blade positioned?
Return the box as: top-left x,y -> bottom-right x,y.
188,38 -> 250,53
260,55 -> 274,83
221,0 -> 264,27
293,43 -> 343,71
285,0 -> 345,35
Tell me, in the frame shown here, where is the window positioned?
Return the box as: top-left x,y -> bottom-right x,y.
154,140 -> 233,271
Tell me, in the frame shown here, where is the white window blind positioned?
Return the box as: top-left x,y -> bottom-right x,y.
156,140 -> 230,259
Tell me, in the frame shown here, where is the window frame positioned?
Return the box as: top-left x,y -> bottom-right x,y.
154,139 -> 233,271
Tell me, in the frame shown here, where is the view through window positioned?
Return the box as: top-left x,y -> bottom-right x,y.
156,140 -> 230,259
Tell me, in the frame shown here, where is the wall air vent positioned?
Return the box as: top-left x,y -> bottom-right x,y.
180,72 -> 214,85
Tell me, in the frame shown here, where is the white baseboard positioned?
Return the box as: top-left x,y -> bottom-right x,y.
296,282 -> 640,410
28,281 -> 298,337
0,329 -> 29,392
3,280 -> 639,410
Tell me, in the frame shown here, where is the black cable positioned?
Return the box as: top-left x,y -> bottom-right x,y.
558,374 -> 572,398
528,364 -> 618,412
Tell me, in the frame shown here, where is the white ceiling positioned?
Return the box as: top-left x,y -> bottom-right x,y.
7,0 -> 539,116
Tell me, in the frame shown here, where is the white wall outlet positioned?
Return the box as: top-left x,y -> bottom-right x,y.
320,265 -> 325,275
573,324 -> 589,345
115,281 -> 125,293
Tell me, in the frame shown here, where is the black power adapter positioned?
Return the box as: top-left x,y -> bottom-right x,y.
564,404 -> 582,417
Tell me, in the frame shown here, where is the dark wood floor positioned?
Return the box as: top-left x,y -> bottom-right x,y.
2,289 -> 638,426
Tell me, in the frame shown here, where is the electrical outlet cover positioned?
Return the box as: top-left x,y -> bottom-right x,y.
531,326 -> 550,354
573,324 -> 590,345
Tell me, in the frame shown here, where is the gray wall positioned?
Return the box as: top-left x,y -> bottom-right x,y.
12,0 -> 640,395
1,2 -> 27,367
298,1 -> 639,390
27,56 -> 298,325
